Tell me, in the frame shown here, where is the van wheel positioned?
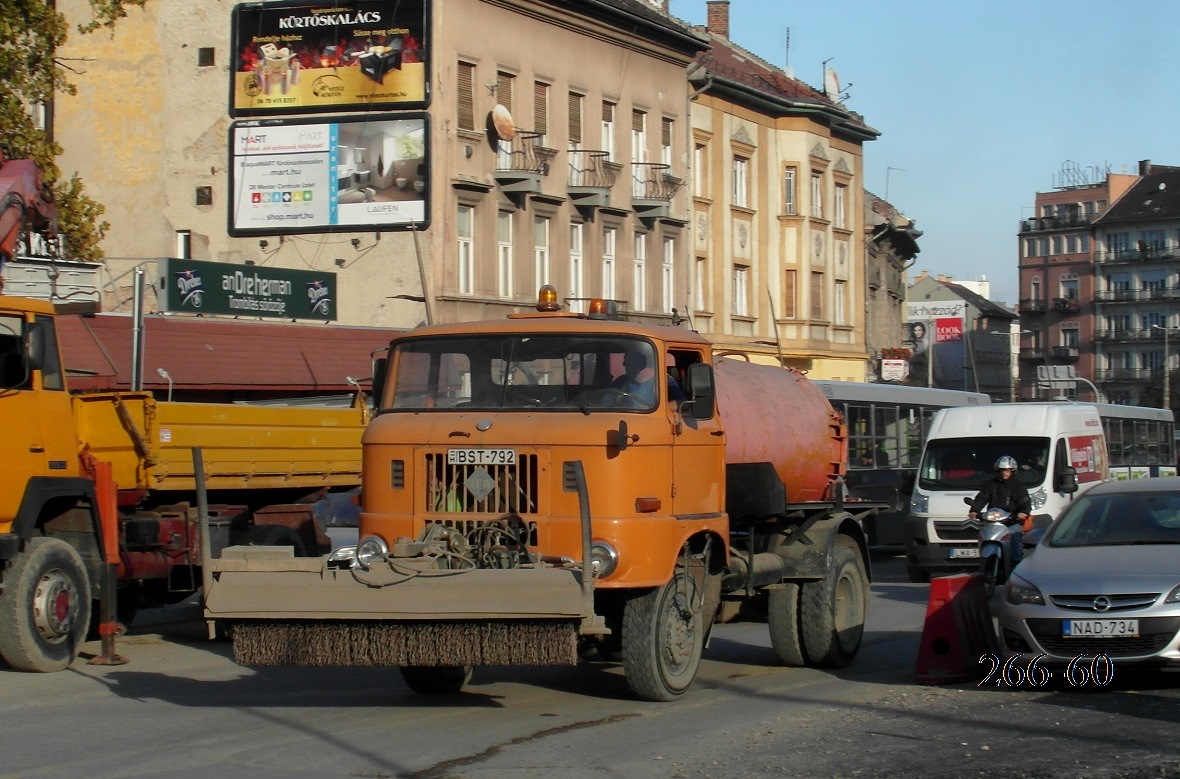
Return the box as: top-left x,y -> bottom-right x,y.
399,665 -> 473,694
622,558 -> 705,701
800,542 -> 867,668
767,583 -> 805,666
0,538 -> 92,673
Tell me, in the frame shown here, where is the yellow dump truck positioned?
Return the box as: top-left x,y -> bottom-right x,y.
0,294 -> 367,672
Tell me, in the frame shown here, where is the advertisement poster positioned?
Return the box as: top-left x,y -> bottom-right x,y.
160,258 -> 337,321
230,0 -> 428,116
228,114 -> 429,235
907,302 -> 966,388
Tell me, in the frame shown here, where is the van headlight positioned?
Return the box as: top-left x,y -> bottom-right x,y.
355,535 -> 390,569
910,491 -> 929,514
590,541 -> 618,578
1029,487 -> 1047,510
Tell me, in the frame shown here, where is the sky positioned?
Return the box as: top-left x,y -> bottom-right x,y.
668,0 -> 1180,305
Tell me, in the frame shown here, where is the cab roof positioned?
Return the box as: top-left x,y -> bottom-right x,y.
392,314 -> 711,348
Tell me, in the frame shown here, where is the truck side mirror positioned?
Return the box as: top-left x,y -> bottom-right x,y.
371,357 -> 387,409
1055,465 -> 1079,494
684,363 -> 715,420
25,322 -> 46,371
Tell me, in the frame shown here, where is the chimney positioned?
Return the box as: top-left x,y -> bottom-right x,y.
1139,159 -> 1152,175
706,1 -> 730,37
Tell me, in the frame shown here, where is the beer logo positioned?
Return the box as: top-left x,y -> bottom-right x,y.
176,269 -> 204,308
307,280 -> 332,316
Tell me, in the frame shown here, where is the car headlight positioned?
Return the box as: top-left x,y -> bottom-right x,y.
355,535 -> 389,569
1165,584 -> 1180,604
910,491 -> 929,514
1005,573 -> 1045,606
589,541 -> 618,578
1029,487 -> 1047,511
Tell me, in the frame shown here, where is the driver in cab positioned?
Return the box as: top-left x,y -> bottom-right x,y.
610,349 -> 657,406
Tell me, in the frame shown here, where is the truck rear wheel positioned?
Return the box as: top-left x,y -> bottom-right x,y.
399,665 -> 473,694
0,538 -> 92,672
800,541 -> 867,668
622,561 -> 704,701
767,583 -> 805,666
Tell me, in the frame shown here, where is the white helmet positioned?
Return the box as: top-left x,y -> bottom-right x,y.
994,455 -> 1018,471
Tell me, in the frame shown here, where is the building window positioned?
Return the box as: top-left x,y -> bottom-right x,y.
602,101 -> 616,160
1051,236 -> 1062,255
1142,229 -> 1167,254
496,72 -> 515,165
568,92 -> 583,147
631,110 -> 647,197
1108,232 -> 1131,258
661,118 -> 674,167
1030,278 -> 1041,301
732,156 -> 749,208
533,81 -> 549,144
497,210 -> 513,299
602,226 -> 616,298
457,62 -> 475,131
834,184 -> 847,228
834,280 -> 847,324
1061,278 -> 1079,300
694,142 -> 708,197
633,233 -> 647,311
457,205 -> 474,295
662,236 -> 675,314
810,271 -> 824,319
1062,327 -> 1079,348
783,269 -> 797,318
569,222 -> 585,313
810,172 -> 824,218
784,166 -> 797,215
695,257 -> 708,311
732,265 -> 749,317
534,216 -> 550,287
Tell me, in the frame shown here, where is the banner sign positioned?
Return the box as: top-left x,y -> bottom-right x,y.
230,0 -> 428,116
160,258 -> 337,321
228,114 -> 429,235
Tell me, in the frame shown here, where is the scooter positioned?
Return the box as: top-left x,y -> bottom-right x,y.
962,497 -> 1020,598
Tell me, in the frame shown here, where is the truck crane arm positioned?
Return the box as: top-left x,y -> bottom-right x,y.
0,153 -> 58,274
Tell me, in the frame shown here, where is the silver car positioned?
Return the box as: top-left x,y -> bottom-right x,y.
998,477 -> 1180,669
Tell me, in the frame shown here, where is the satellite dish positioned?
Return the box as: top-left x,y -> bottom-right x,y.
491,104 -> 516,141
823,67 -> 840,99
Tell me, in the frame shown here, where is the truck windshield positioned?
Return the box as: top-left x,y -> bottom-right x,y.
386,335 -> 660,412
917,436 -> 1050,492
0,313 -> 29,390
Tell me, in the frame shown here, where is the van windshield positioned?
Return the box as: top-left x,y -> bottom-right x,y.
917,437 -> 1050,492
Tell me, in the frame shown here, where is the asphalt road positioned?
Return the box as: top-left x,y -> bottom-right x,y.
1,553 -> 1177,779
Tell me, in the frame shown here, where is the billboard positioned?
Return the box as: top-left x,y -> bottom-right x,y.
230,0 -> 428,116
160,258 -> 337,321
907,302 -> 966,387
228,114 -> 429,235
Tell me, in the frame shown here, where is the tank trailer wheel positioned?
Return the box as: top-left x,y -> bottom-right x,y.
399,665 -> 473,694
0,538 -> 93,672
621,560 -> 705,701
767,583 -> 805,667
800,542 -> 867,668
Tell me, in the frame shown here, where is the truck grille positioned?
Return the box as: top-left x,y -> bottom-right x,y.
424,453 -> 539,515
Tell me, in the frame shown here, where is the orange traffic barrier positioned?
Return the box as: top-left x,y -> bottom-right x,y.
914,573 -> 997,685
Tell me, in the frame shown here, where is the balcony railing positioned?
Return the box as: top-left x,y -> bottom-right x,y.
1050,346 -> 1080,362
1051,297 -> 1080,313
1094,247 -> 1177,265
1094,288 -> 1180,303
567,149 -> 617,189
630,162 -> 684,201
1095,368 -> 1161,383
1018,298 -> 1048,314
1018,213 -> 1094,232
492,130 -> 556,196
1094,328 -> 1164,343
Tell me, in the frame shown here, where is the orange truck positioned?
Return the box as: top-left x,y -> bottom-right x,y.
0,294 -> 366,672
204,290 -> 880,701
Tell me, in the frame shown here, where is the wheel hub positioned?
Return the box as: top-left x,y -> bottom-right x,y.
33,570 -> 78,643
661,592 -> 695,669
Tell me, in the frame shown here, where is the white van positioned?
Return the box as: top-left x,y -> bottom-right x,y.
903,403 -> 1105,582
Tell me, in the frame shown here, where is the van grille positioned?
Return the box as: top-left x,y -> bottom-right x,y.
424,452 -> 539,515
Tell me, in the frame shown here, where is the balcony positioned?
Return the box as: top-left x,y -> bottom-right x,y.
492,130 -> 557,201
1018,213 -> 1093,232
1051,297 -> 1080,313
1095,246 -> 1177,265
1018,298 -> 1048,314
630,162 -> 684,221
1094,287 -> 1180,304
1095,368 -> 1160,383
1050,346 -> 1080,362
566,149 -> 619,213
1019,350 -> 1048,363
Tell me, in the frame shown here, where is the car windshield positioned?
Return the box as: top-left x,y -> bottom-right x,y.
385,334 -> 661,412
917,437 -> 1049,492
1047,491 -> 1180,547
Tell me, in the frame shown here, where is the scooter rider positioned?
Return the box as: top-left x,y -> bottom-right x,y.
968,455 -> 1032,563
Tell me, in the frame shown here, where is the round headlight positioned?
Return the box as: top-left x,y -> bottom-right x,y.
589,541 -> 618,578
355,535 -> 389,569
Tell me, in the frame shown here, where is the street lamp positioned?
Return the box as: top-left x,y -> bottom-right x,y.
1152,325 -> 1171,411
156,367 -> 174,402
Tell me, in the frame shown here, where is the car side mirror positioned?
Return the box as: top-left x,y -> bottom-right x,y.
371,357 -> 387,410
683,363 -> 715,420
1055,465 -> 1079,494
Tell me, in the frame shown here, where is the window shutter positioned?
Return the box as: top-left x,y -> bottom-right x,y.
568,93 -> 583,143
533,82 -> 548,135
457,62 -> 475,131
632,110 -> 644,133
496,72 -> 513,111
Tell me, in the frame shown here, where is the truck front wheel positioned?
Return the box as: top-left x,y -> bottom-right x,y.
0,538 -> 92,672
800,541 -> 867,668
622,560 -> 705,701
399,665 -> 473,694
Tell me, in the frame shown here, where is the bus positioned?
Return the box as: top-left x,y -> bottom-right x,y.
809,381 -> 992,548
1094,403 -> 1176,478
